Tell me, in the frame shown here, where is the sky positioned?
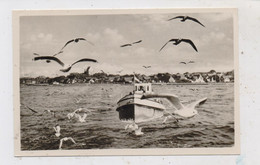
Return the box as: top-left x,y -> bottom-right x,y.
20,12 -> 234,77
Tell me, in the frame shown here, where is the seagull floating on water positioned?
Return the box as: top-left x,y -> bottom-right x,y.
159,38 -> 198,52
168,16 -> 205,27
60,38 -> 94,51
59,137 -> 76,150
120,40 -> 142,47
60,58 -> 97,72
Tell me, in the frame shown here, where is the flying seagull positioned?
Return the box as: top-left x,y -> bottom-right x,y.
59,137 -> 76,150
188,61 -> 195,63
60,38 -> 94,51
74,97 -> 82,104
67,108 -> 82,120
125,123 -> 138,131
180,62 -> 187,64
33,56 -> 65,66
53,124 -> 61,137
116,70 -> 123,73
75,113 -> 88,123
60,58 -> 98,72
46,51 -> 64,63
168,16 -> 205,27
143,65 -> 151,69
52,50 -> 64,57
134,127 -> 144,136
159,38 -> 198,52
142,93 -> 207,118
162,110 -> 179,124
120,40 -> 142,47
67,108 -> 91,119
33,51 -> 64,63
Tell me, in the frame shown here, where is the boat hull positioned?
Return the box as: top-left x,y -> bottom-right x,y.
116,94 -> 165,123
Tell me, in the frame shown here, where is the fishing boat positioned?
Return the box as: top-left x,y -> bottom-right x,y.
116,81 -> 166,123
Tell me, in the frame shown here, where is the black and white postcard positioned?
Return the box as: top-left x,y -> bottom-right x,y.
13,8 -> 239,156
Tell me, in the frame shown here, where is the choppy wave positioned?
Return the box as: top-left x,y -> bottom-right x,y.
20,83 -> 234,150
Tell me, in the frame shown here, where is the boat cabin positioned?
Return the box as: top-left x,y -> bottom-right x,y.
134,83 -> 152,94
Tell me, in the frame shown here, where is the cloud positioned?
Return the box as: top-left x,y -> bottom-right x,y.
142,14 -> 171,32
194,31 -> 228,48
30,33 -> 53,43
86,32 -> 101,43
201,13 -> 233,22
86,27 -> 126,48
91,62 -> 123,74
21,43 -> 32,50
20,13 -> 234,77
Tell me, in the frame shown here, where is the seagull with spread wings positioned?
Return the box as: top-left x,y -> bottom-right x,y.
141,93 -> 207,119
59,137 -> 76,150
143,66 -> 151,69
168,16 -> 205,27
159,38 -> 198,52
125,122 -> 138,131
134,127 -> 144,136
33,51 -> 64,63
120,40 -> 142,47
180,62 -> 187,65
52,50 -> 64,57
59,58 -> 97,72
74,113 -> 88,123
33,56 -> 65,66
60,38 -> 94,51
116,70 -> 123,74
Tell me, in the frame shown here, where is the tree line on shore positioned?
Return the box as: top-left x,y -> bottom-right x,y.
20,69 -> 234,85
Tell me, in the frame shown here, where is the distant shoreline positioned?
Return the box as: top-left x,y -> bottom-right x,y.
21,82 -> 234,87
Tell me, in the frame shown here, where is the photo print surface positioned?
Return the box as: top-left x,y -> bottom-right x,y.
13,8 -> 239,156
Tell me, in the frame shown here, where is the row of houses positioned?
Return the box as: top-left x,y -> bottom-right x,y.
20,70 -> 234,85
